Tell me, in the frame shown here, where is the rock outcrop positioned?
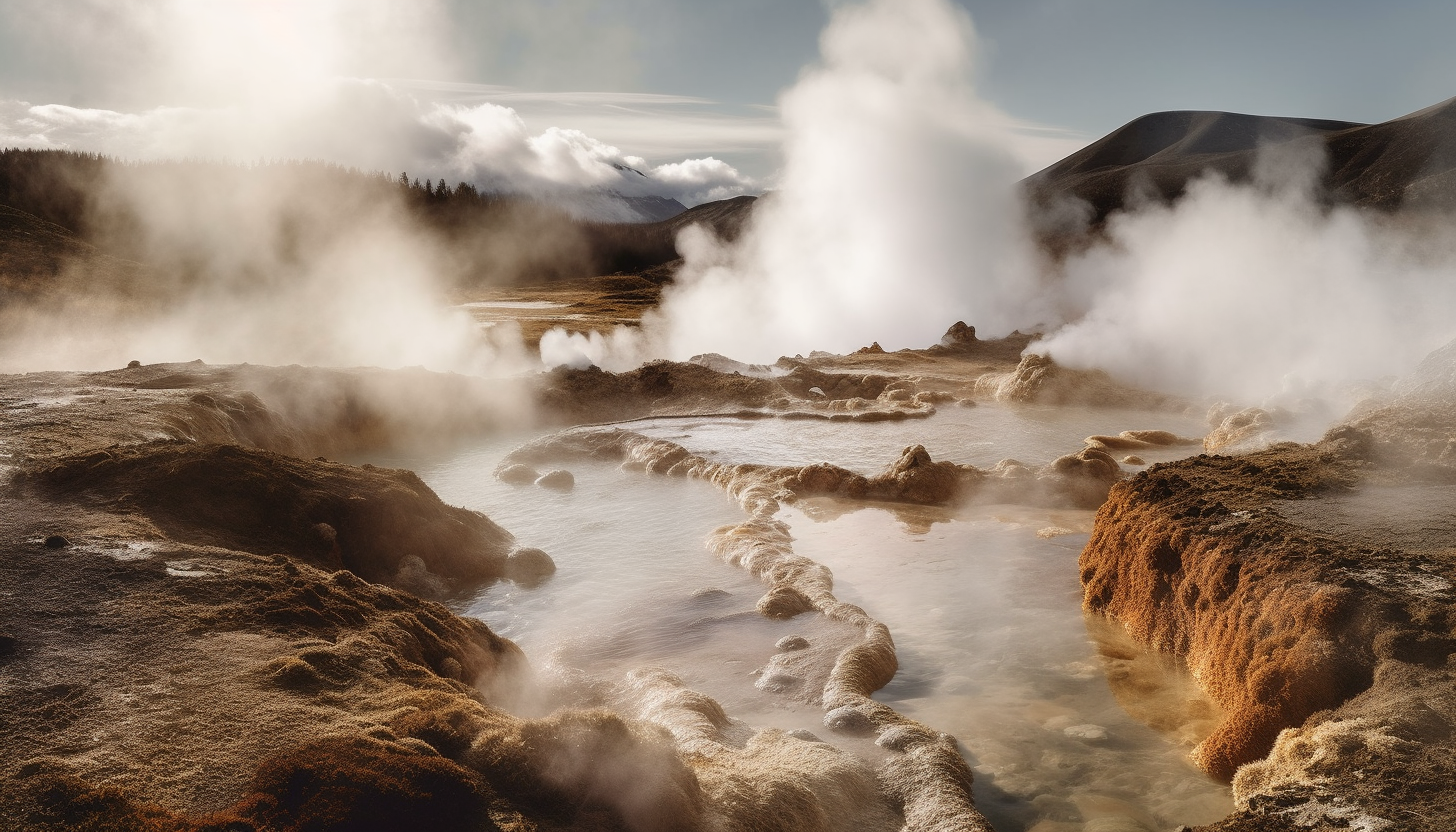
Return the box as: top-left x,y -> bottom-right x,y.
16,441 -> 525,598
1081,417 -> 1456,829
0,363 -> 1007,832
975,353 -> 1187,409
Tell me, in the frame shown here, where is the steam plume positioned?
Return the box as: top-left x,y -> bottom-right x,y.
547,0 -> 1456,413
1038,149 -> 1456,401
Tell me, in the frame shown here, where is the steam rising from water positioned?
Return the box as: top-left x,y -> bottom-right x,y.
543,0 -> 1049,370
1,1 -> 752,208
0,164 -> 531,374
547,0 -> 1456,407
1038,157 -> 1456,402
3,0 -> 1454,408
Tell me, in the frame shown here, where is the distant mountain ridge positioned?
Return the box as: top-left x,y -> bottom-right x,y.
1025,95 -> 1456,241
563,191 -> 687,223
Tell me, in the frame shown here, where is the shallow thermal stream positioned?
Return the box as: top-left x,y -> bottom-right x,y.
380,402 -> 1234,831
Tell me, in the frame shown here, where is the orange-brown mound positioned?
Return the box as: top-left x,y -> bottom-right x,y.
1079,421 -> 1456,805
15,441 -> 517,597
469,709 -> 702,832
1080,433 -> 1381,780
237,736 -> 489,832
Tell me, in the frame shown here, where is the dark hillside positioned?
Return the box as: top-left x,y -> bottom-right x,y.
1323,96 -> 1456,208
0,202 -> 147,304
1023,111 -> 1364,227
1024,95 -> 1456,248
580,195 -> 758,275
0,149 -> 757,293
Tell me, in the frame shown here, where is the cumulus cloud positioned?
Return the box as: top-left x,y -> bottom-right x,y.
0,0 -> 756,209
0,81 -> 755,209
651,157 -> 755,205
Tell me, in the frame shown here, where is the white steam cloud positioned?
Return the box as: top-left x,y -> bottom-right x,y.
0,0 -> 754,375
0,164 -> 533,375
543,0 -> 1049,369
0,0 -> 754,210
545,0 -> 1456,411
1038,154 -> 1456,402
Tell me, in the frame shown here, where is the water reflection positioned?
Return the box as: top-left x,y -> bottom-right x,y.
386,403 -> 1233,831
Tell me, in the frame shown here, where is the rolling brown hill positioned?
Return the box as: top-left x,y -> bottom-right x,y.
579,194 -> 758,275
1024,95 -> 1456,240
0,202 -> 147,304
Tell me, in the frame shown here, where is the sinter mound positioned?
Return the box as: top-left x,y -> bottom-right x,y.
1081,339 -> 1456,830
15,441 -> 524,598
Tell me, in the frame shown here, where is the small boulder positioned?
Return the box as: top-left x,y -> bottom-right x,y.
535,469 -> 575,490
43,535 -> 70,549
757,585 -> 815,619
823,706 -> 875,735
505,547 -> 556,586
775,635 -> 810,651
754,670 -> 801,692
497,464 -> 540,485
940,321 -> 977,346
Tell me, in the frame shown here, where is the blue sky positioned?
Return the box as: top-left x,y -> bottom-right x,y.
1,0 -> 1453,194
437,0 -> 1456,131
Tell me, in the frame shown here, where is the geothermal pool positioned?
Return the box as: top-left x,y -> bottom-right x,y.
380,402 -> 1233,832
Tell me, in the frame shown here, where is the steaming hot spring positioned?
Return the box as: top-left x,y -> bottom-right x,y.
6,0 -> 1456,828
6,287 -> 1456,832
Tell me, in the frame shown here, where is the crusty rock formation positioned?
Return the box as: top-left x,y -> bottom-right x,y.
1203,405 -> 1278,454
1081,414 -> 1456,829
15,441 -> 525,598
0,513 -> 531,830
975,353 -> 1187,410
501,427 -> 1037,831
3,365 -> 957,832
0,360 -> 538,466
535,358 -> 951,425
1081,433 -> 1379,780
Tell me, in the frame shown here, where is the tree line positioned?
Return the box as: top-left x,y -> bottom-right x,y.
0,148 -> 750,287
